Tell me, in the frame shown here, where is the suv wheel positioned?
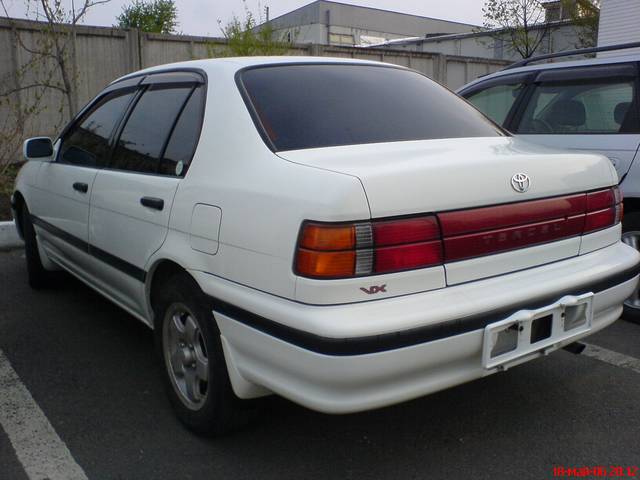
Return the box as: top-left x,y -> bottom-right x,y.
154,272 -> 252,435
622,212 -> 640,324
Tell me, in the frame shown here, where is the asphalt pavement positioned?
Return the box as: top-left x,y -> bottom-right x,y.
1,248 -> 639,480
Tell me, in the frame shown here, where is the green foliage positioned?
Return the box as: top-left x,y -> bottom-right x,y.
561,0 -> 600,48
215,1 -> 290,57
116,0 -> 178,34
0,163 -> 21,196
481,0 -> 548,59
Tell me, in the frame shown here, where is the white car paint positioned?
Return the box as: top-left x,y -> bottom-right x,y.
12,56 -> 640,415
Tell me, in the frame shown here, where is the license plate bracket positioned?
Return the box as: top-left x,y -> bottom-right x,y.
482,293 -> 594,369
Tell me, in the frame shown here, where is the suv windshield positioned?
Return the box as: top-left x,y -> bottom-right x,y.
239,64 -> 503,152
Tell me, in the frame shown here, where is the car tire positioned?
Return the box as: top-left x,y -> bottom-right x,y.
22,205 -> 49,290
622,212 -> 640,324
154,272 -> 253,436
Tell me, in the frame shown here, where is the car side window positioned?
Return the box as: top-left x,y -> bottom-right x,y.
59,90 -> 135,168
516,80 -> 639,134
159,86 -> 205,177
111,85 -> 194,175
465,83 -> 525,126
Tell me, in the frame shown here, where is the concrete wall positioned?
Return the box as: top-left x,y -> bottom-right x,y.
598,0 -> 640,57
0,17 -> 509,163
374,22 -> 582,61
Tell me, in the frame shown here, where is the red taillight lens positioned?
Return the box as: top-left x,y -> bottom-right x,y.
584,208 -> 616,232
295,187 -> 622,279
583,187 -> 622,234
375,242 -> 443,272
439,194 -> 586,236
373,217 -> 440,246
444,215 -> 585,262
295,216 -> 443,279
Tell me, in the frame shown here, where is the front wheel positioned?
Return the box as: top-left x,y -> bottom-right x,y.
154,272 -> 252,435
621,212 -> 640,324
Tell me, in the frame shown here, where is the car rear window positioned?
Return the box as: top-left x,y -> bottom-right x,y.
239,64 -> 503,151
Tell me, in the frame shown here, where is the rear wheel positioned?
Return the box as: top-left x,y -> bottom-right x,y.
22,205 -> 49,290
154,272 -> 252,435
621,212 -> 640,324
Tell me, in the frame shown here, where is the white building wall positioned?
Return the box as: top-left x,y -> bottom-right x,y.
597,0 -> 640,56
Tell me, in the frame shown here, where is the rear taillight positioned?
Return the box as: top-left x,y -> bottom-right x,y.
295,187 -> 623,279
583,186 -> 623,234
295,216 -> 443,279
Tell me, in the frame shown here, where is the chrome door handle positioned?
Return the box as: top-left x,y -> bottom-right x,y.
140,197 -> 164,211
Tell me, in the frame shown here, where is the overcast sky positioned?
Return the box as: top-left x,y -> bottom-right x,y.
2,0 -> 486,37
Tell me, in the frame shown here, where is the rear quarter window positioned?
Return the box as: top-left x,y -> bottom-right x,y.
239,64 -> 503,152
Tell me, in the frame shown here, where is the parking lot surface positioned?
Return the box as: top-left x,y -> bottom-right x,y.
1,248 -> 639,480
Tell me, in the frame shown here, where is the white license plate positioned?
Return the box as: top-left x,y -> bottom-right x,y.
482,293 -> 594,369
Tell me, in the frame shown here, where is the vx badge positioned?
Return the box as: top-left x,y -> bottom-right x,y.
360,284 -> 387,295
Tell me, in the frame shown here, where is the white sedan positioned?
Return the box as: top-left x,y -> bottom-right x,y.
12,57 -> 640,435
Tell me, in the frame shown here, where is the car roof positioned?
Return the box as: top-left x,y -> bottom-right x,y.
459,52 -> 640,92
113,56 -> 397,84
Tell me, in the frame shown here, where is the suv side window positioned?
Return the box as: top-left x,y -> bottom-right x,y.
465,82 -> 526,126
59,90 -> 135,168
516,80 -> 639,134
111,85 -> 194,175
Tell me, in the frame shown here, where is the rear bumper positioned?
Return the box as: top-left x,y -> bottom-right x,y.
191,241 -> 640,413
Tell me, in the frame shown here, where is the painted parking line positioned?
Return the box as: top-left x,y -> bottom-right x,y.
582,343 -> 640,375
0,349 -> 88,480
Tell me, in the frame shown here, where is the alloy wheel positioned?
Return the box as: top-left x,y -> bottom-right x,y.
163,303 -> 210,410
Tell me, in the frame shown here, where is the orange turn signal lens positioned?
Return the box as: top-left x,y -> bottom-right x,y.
300,223 -> 355,251
295,249 -> 356,278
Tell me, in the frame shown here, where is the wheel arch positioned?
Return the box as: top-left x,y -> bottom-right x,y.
146,258 -> 200,328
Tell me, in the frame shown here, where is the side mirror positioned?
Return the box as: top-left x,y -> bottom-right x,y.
23,137 -> 53,162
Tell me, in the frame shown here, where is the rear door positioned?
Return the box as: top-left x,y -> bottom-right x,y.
510,63 -> 640,181
89,72 -> 205,307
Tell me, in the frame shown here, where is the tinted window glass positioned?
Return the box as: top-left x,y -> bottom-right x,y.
160,86 -> 204,176
59,91 -> 134,167
466,83 -> 525,125
517,80 -> 639,134
112,85 -> 193,174
240,65 -> 502,151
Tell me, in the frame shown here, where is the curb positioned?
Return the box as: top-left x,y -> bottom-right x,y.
0,221 -> 23,250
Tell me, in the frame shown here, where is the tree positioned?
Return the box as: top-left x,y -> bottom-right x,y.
481,0 -> 549,59
562,0 -> 600,48
116,0 -> 178,34
215,1 -> 291,57
0,0 -> 111,173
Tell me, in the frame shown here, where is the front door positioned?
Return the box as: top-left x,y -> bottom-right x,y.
31,90 -> 136,272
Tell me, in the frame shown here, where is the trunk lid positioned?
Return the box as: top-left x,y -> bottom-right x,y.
278,137 -> 616,218
280,137 -> 619,285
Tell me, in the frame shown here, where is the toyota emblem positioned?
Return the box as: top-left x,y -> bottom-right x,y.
511,173 -> 530,193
